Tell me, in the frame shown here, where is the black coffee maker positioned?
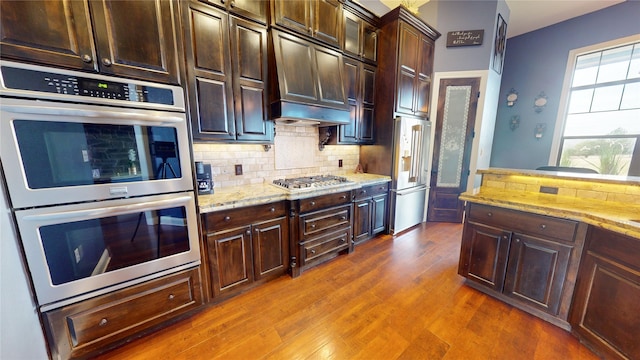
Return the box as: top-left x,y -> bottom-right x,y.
195,161 -> 213,194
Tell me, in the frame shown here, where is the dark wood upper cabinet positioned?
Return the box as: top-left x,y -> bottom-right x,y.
200,0 -> 268,24
184,1 -> 272,142
89,0 -> 180,84
396,21 -> 433,117
0,0 -> 95,72
1,0 -> 181,84
342,8 -> 378,63
272,0 -> 342,47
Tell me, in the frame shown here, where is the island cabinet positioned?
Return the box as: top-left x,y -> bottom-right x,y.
183,1 -> 272,143
202,202 -> 289,302
43,267 -> 203,360
459,203 -> 587,328
289,191 -> 353,277
569,226 -> 640,360
0,0 -> 181,84
353,182 -> 389,244
271,0 -> 343,47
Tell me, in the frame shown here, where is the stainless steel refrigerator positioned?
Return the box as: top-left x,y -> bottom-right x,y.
389,116 -> 431,234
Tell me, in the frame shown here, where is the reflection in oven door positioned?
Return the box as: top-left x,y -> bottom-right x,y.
15,193 -> 200,309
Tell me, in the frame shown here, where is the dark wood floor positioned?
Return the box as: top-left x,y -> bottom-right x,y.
96,222 -> 599,360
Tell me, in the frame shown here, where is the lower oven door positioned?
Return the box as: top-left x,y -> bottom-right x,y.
15,192 -> 200,309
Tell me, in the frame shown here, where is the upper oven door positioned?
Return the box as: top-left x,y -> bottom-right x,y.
1,98 -> 193,208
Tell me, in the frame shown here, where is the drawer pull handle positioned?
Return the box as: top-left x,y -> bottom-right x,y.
540,224 -> 547,229
340,216 -> 347,220
311,249 -> 316,254
310,201 -> 316,206
168,294 -> 175,300
269,207 -> 275,212
487,212 -> 493,217
99,318 -> 108,327
310,224 -> 316,229
224,216 -> 231,222
341,195 -> 347,199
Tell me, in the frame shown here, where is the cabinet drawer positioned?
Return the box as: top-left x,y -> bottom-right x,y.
301,204 -> 351,236
468,203 -> 577,243
44,268 -> 202,359
354,182 -> 389,200
204,202 -> 286,230
302,228 -> 350,262
299,191 -> 351,213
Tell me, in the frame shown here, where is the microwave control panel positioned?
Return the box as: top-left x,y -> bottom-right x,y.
0,65 -> 174,106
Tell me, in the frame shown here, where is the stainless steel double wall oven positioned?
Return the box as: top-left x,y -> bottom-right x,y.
0,61 -> 200,311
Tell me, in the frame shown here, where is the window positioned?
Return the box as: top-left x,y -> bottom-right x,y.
555,39 -> 640,176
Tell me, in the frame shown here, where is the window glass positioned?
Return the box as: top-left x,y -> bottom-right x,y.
596,45 -> 633,83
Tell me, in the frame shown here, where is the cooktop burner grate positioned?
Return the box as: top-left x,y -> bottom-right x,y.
272,175 -> 352,189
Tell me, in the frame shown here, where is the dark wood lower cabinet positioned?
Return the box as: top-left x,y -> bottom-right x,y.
43,267 -> 203,360
353,182 -> 389,244
569,226 -> 640,360
202,202 -> 289,301
459,203 -> 586,329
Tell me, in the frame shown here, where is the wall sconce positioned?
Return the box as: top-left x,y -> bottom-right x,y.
509,115 -> 520,131
534,123 -> 546,139
506,88 -> 518,106
534,92 -> 548,113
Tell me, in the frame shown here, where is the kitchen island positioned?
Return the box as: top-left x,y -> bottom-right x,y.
459,168 -> 639,360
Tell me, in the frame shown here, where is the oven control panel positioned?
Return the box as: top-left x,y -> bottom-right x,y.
0,63 -> 175,106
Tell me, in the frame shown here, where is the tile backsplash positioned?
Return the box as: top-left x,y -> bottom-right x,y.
192,124 -> 360,188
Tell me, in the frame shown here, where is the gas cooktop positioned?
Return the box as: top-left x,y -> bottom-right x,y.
272,175 -> 353,191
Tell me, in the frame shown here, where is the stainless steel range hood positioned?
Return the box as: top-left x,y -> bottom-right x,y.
269,29 -> 350,126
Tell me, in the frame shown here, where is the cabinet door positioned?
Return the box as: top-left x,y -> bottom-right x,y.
353,198 -> 371,243
315,45 -> 348,108
371,194 -> 387,235
458,222 -> 511,292
504,233 -> 572,315
313,0 -> 342,47
362,21 -> 378,62
271,31 -> 318,103
414,36 -> 434,117
272,0 -> 310,36
339,58 -> 360,144
359,64 -> 376,143
207,226 -> 253,297
89,0 -> 180,84
230,16 -> 272,142
203,0 -> 268,24
185,2 -> 235,141
0,0 -> 95,71
396,22 -> 420,116
343,11 -> 362,58
252,217 -> 288,281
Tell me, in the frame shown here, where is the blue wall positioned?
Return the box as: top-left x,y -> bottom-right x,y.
490,1 -> 640,169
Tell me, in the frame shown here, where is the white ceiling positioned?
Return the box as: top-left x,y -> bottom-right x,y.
358,0 -> 625,38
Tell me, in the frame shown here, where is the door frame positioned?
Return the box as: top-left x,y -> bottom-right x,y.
426,70 -> 494,219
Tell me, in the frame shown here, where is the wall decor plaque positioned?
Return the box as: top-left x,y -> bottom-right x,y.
446,30 -> 484,47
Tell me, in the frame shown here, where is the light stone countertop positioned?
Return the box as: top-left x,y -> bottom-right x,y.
461,169 -> 640,239
198,173 -> 391,213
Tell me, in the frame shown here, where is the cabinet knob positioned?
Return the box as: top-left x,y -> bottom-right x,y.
341,195 -> 347,199
340,237 -> 346,243
540,224 -> 547,229
310,223 -> 316,229
101,58 -> 112,66
230,0 -> 236,7
310,201 -> 316,206
220,0 -> 225,3
487,212 -> 493,217
246,230 -> 251,235
362,190 -> 367,195
99,318 -> 108,327
168,294 -> 175,300
224,216 -> 231,222
81,54 -> 93,63
340,216 -> 347,220
310,249 -> 316,254
269,207 -> 275,212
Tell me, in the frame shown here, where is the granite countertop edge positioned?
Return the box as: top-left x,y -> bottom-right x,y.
460,190 -> 640,239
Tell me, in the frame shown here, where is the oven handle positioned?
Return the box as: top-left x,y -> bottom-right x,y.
2,104 -> 183,124
22,195 -> 192,222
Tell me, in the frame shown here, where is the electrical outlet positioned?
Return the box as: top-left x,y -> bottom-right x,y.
235,164 -> 243,175
339,159 -> 343,168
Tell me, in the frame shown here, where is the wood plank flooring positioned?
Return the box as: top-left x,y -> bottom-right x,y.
96,222 -> 599,360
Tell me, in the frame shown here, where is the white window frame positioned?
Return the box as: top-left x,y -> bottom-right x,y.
549,33 -> 640,166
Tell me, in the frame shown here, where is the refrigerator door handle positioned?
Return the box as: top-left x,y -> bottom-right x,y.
408,124 -> 423,182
